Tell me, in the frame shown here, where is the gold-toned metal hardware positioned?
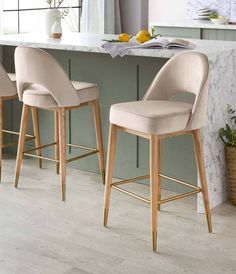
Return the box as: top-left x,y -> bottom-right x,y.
206,213 -> 212,233
24,153 -> 60,163
66,150 -> 98,163
152,231 -> 157,252
112,185 -> 150,203
160,189 -> 200,204
101,170 -> 105,185
66,143 -> 97,152
160,174 -> 200,191
112,175 -> 150,187
23,142 -> 56,154
111,173 -> 202,206
2,129 -> 34,138
103,208 -> 109,226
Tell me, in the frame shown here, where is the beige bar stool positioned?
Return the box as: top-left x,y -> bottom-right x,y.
0,63 -> 42,181
103,52 -> 212,252
14,46 -> 105,201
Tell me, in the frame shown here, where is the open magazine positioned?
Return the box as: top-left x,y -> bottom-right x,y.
138,37 -> 195,49
102,37 -> 195,58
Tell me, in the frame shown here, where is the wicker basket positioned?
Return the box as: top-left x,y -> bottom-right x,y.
225,146 -> 236,206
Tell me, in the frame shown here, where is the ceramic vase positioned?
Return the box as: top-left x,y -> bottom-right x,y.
51,19 -> 62,39
45,9 -> 61,37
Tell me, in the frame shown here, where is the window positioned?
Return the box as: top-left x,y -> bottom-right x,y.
2,0 -> 83,34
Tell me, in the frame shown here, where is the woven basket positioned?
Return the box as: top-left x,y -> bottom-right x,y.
225,146 -> 236,206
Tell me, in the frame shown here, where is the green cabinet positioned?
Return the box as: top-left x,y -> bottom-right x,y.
153,25 -> 236,41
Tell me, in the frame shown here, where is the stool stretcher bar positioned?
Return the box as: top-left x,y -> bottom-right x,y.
111,173 -> 201,205
22,141 -> 99,164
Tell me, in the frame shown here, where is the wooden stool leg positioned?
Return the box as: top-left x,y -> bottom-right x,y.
192,129 -> 212,233
31,107 -> 42,169
158,140 -> 161,211
103,124 -> 117,226
150,134 -> 160,252
92,100 -> 105,184
54,111 -> 60,174
0,99 -> 3,182
59,108 -> 66,201
15,104 -> 30,188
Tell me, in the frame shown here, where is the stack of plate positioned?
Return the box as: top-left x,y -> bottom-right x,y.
197,7 -> 211,20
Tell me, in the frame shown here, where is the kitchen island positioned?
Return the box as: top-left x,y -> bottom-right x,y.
0,32 -> 235,212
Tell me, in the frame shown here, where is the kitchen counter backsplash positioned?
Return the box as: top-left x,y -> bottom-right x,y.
188,0 -> 236,21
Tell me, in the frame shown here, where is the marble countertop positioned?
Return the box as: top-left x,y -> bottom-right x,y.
150,19 -> 236,30
1,32 -> 236,60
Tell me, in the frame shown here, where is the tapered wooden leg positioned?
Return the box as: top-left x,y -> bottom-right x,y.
157,139 -> 161,211
192,129 -> 212,233
150,134 -> 160,252
54,111 -> 60,174
15,104 -> 30,188
92,100 -> 105,184
0,99 -> 3,182
31,107 -> 42,169
59,108 -> 66,201
103,124 -> 117,226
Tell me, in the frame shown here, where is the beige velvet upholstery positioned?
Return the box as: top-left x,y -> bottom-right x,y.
0,64 -> 17,97
14,47 -> 99,108
110,52 -> 209,135
23,82 -> 99,109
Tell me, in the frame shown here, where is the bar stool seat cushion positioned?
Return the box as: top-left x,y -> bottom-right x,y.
110,100 -> 193,135
23,81 -> 99,109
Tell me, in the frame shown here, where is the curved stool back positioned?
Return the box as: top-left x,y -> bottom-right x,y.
15,47 -> 80,107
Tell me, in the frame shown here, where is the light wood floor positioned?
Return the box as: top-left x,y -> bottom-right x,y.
0,156 -> 235,274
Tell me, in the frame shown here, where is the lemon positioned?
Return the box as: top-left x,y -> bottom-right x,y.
136,29 -> 151,44
118,33 -> 130,42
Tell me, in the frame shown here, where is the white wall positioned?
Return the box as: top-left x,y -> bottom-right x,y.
149,0 -> 188,23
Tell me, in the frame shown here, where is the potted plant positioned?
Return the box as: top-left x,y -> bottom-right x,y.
45,0 -> 69,37
219,106 -> 236,205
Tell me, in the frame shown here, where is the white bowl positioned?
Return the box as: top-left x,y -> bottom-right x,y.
211,18 -> 230,25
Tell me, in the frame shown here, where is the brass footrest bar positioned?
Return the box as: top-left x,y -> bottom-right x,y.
23,142 -> 56,154
160,189 -> 201,204
66,143 -> 97,152
66,150 -> 98,163
111,173 -> 202,206
2,129 -> 34,138
113,186 -> 150,203
24,153 -> 59,163
2,129 -> 35,149
112,175 -> 150,187
112,186 -> 201,205
159,174 -> 200,191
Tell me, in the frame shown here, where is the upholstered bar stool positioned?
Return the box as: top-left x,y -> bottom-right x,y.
103,52 -> 212,252
0,64 -> 42,181
14,47 -> 105,201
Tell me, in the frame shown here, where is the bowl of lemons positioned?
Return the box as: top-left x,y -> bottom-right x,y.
210,12 -> 230,25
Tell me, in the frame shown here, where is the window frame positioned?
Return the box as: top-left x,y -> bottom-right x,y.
2,0 -> 83,33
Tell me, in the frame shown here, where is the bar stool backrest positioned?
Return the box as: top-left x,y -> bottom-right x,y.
143,51 -> 210,130
0,63 -> 17,97
14,46 -> 81,107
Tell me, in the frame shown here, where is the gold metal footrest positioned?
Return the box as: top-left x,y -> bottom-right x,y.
23,142 -> 99,164
111,173 -> 201,205
2,129 -> 35,149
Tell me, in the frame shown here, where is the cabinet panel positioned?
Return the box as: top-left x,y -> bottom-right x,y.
153,26 -> 201,39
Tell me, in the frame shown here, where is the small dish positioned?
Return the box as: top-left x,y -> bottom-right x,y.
211,18 -> 230,25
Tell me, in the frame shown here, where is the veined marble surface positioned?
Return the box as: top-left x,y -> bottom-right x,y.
0,32 -> 235,212
1,33 -> 236,61
150,19 -> 236,30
